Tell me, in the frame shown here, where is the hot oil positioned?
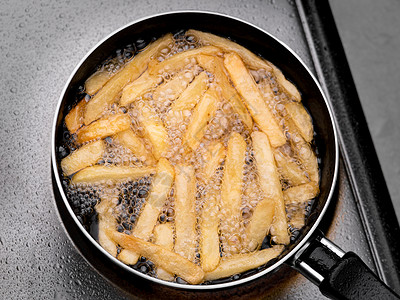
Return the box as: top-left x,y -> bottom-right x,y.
59,31 -> 318,284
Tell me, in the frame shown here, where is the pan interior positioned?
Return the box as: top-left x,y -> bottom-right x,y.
53,12 -> 337,289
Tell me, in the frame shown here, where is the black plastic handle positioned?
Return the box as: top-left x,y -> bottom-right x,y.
319,251 -> 399,299
293,231 -> 400,299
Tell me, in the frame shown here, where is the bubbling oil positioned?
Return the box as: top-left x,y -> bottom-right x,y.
58,30 -> 319,284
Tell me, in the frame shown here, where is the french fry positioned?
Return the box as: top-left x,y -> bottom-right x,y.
257,78 -> 274,102
204,246 -> 284,281
98,219 -> 118,257
289,208 -> 306,229
109,230 -> 205,285
116,244 -> 139,265
84,34 -> 173,125
71,165 -> 155,184
85,69 -> 115,96
61,139 -> 105,176
165,72 -> 209,126
152,69 -> 195,105
153,223 -> 175,281
270,64 -> 301,102
168,72 -> 208,112
251,131 -> 289,245
200,141 -> 226,183
245,199 -> 275,252
182,88 -> 219,151
285,102 -> 313,143
95,190 -> 116,216
285,118 -> 319,183
196,54 -> 253,129
65,99 -> 85,134
112,128 -> 156,165
199,142 -> 225,272
136,100 -> 169,160
148,45 -> 221,75
143,158 -> 175,208
174,164 -> 197,262
76,113 -> 131,144
224,53 -> 286,147
220,132 -> 246,255
297,142 -> 318,184
118,158 -> 174,265
186,29 -> 273,72
96,190 -> 119,257
200,186 -> 221,272
119,70 -> 160,107
273,148 -> 309,186
283,182 -> 319,205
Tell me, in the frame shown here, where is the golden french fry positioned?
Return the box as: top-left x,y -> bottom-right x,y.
224,53 -> 286,147
95,191 -> 115,216
200,141 -> 226,183
283,182 -> 319,205
289,208 -> 306,229
270,64 -> 301,101
174,164 -> 197,262
198,140 -> 226,271
257,77 -> 274,102
71,165 -> 155,184
200,187 -> 221,272
148,45 -> 221,75
196,54 -> 253,129
65,99 -> 85,134
152,69 -> 195,106
199,141 -> 225,271
204,246 -> 284,281
84,34 -> 173,125
96,190 -> 119,257
245,199 -> 275,252
119,158 -> 174,265
297,142 -> 318,184
251,131 -> 289,245
109,230 -> 205,285
119,70 -> 160,107
273,148 -> 309,186
285,102 -> 313,143
182,88 -> 219,151
186,29 -> 272,72
169,72 -> 208,111
98,219 -> 118,257
153,223 -> 175,281
112,128 -> 156,165
85,69 -> 115,96
145,158 -> 175,208
220,132 -> 246,255
61,139 -> 105,176
285,118 -> 319,183
165,72 -> 209,126
76,113 -> 131,144
136,100 -> 169,160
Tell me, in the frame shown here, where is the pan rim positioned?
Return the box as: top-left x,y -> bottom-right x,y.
51,9 -> 339,290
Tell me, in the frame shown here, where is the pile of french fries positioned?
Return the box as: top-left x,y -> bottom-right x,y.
61,30 -> 320,284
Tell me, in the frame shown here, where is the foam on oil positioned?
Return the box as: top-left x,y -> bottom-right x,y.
58,30 -> 318,283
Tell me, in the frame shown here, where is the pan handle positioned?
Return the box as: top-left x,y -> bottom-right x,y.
292,230 -> 400,300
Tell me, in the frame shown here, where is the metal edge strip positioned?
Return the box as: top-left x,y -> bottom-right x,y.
296,0 -> 400,291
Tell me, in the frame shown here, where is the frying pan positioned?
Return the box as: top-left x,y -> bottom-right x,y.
51,11 -> 400,300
